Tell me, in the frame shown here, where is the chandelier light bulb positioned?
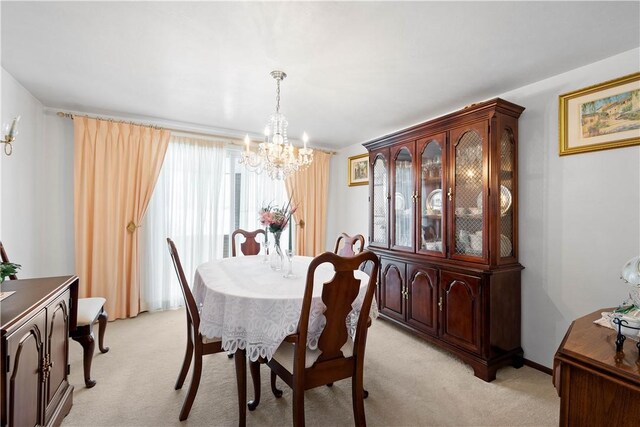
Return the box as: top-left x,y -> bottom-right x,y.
302,132 -> 308,149
244,134 -> 251,152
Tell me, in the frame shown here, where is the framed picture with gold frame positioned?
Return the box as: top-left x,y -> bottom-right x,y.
559,72 -> 640,156
348,153 -> 369,186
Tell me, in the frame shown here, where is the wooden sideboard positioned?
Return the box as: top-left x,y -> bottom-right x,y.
1,276 -> 78,427
553,309 -> 640,426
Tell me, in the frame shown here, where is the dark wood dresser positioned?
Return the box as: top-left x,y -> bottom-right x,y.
1,276 -> 78,427
554,309 -> 640,426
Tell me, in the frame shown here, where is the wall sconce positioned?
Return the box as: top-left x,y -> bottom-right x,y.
1,116 -> 21,155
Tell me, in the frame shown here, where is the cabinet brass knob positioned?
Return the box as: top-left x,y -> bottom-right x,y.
438,296 -> 443,311
447,188 -> 453,201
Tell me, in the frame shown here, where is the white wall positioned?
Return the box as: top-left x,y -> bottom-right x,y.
0,68 -> 75,277
326,47 -> 640,368
326,144 -> 370,246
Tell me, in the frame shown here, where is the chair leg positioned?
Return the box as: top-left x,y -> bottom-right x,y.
352,370 -> 366,426
179,346 -> 202,421
97,310 -> 109,353
175,334 -> 194,390
292,385 -> 305,427
72,333 -> 96,388
270,371 -> 283,398
248,360 -> 261,411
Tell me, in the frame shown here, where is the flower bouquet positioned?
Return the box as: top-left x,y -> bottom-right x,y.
259,200 -> 296,270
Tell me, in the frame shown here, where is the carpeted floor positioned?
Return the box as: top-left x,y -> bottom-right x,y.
63,308 -> 559,426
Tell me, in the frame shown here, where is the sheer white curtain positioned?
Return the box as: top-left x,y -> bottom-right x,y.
140,135 -> 226,311
234,154 -> 291,251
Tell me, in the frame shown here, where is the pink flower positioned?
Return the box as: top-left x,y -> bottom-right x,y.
258,200 -> 297,232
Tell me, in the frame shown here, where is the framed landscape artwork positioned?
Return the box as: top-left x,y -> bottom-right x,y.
559,72 -> 640,156
348,153 -> 369,186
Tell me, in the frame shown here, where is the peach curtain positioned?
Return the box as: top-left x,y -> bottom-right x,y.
74,117 -> 170,319
285,151 -> 331,256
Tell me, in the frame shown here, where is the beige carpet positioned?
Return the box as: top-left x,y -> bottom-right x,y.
62,309 -> 559,426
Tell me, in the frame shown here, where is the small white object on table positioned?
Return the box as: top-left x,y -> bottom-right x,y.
193,255 -> 377,362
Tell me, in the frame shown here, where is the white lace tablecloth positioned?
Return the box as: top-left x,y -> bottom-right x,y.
192,255 -> 378,362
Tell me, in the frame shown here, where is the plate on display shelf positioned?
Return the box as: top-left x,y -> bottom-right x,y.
426,189 -> 442,213
476,185 -> 512,216
424,240 -> 442,251
500,235 -> 513,257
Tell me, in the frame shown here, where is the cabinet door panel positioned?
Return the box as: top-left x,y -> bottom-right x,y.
440,270 -> 482,354
417,134 -> 447,257
449,121 -> 489,263
406,264 -> 438,335
370,148 -> 390,248
379,259 -> 405,322
498,120 -> 517,263
7,311 -> 46,427
45,290 -> 70,424
390,142 -> 415,252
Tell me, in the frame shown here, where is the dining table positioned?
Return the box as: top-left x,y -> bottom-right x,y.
192,254 -> 376,425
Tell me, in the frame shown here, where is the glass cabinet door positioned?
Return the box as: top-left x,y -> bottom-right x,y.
418,135 -> 445,256
371,151 -> 389,247
392,145 -> 414,250
499,126 -> 515,260
451,123 -> 487,261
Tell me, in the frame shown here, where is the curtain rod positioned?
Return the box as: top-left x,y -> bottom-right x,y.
56,111 -> 164,130
56,110 -> 336,155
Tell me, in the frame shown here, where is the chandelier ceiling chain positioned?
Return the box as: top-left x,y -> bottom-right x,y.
239,70 -> 313,180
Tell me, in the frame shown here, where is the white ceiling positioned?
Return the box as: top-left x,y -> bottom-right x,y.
2,1 -> 639,149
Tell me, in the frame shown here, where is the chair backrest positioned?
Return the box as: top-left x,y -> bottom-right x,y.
0,240 -> 18,280
166,238 -> 200,329
333,233 -> 365,257
297,251 -> 379,366
231,229 -> 266,257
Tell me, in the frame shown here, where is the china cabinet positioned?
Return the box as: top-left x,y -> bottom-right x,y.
364,98 -> 524,381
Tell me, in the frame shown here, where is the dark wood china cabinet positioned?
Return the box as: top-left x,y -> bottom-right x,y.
364,98 -> 524,381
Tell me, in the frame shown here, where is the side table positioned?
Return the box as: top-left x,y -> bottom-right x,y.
553,309 -> 640,426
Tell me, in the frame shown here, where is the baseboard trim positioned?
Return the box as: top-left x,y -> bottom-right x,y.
523,358 -> 552,375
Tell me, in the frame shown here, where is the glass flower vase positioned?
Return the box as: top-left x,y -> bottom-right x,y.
262,227 -> 269,263
270,231 -> 284,271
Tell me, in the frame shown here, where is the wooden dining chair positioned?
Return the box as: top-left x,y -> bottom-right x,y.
333,233 -> 365,257
231,228 -> 266,257
0,240 -> 109,388
262,250 -> 380,426
167,238 -> 226,421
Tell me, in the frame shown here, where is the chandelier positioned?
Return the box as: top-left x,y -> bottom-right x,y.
239,70 -> 313,180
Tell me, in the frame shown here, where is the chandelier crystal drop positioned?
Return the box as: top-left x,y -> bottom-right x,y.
239,70 -> 313,180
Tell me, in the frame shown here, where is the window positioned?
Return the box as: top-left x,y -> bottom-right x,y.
140,137 -> 295,311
